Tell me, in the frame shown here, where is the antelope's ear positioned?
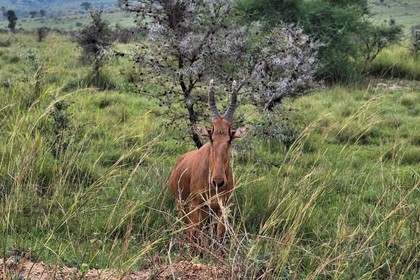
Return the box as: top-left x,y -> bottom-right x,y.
232,127 -> 249,139
193,124 -> 210,137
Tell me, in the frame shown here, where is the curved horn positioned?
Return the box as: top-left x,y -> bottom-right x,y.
224,80 -> 237,123
209,79 -> 221,121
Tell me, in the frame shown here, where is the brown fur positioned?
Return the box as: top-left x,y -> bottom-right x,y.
169,118 -> 248,244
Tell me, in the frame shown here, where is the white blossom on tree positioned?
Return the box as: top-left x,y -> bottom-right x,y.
119,0 -> 321,146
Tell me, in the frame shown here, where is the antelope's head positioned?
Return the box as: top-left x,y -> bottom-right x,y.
193,80 -> 249,189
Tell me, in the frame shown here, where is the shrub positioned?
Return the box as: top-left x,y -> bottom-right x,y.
410,24 -> 420,56
37,27 -> 49,42
22,49 -> 44,96
235,0 -> 302,29
359,19 -> 403,71
254,107 -> 299,146
74,10 -> 113,80
0,39 -> 11,47
47,97 -> 72,158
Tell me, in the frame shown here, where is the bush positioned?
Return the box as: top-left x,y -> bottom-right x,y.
235,0 -> 302,29
37,27 -> 49,42
410,24 -> 420,56
47,98 -> 72,158
0,39 -> 11,47
6,10 -> 17,33
300,2 -> 365,82
253,107 -> 299,146
74,10 -> 113,80
359,19 -> 403,70
237,0 -> 403,83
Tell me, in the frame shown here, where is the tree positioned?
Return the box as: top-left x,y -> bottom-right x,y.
39,9 -> 46,17
236,0 -> 302,29
6,10 -> 17,33
240,0 -> 402,82
359,19 -> 402,69
1,6 -> 6,16
119,0 -> 320,148
29,11 -> 38,18
81,2 -> 92,11
37,27 -> 48,42
328,0 -> 366,7
302,1 -> 402,80
300,2 -> 368,81
74,10 -> 113,81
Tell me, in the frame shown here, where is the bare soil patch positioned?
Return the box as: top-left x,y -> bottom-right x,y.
1,257 -> 231,279
375,82 -> 410,91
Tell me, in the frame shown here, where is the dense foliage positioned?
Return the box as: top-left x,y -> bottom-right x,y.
235,0 -> 302,28
237,0 -> 403,82
119,0 -> 320,147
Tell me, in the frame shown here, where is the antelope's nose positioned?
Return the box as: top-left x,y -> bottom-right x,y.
212,178 -> 225,188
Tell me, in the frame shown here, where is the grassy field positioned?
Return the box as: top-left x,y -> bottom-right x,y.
0,10 -> 134,32
0,0 -> 132,32
369,0 -> 420,32
1,0 -> 419,33
369,43 -> 420,80
0,30 -> 419,279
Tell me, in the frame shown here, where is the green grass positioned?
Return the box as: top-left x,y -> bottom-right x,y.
1,32 -> 419,279
2,0 -> 420,34
369,0 -> 420,33
368,43 -> 420,80
0,0 -> 133,32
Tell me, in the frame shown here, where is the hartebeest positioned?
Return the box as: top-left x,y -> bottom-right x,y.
169,80 -> 249,245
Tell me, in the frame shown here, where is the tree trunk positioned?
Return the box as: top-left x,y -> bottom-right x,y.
191,127 -> 202,149
178,58 -> 203,149
180,83 -> 202,149
94,60 -> 100,81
